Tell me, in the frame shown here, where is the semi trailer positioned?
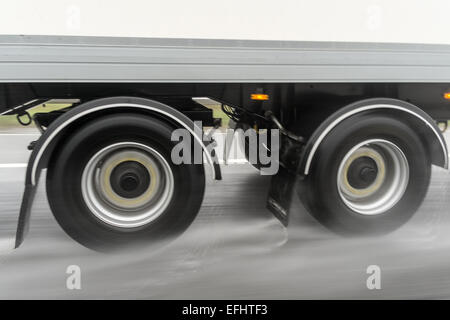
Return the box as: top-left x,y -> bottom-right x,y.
1,1 -> 450,251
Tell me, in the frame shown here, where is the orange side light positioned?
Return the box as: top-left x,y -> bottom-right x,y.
444,92 -> 450,100
251,93 -> 269,101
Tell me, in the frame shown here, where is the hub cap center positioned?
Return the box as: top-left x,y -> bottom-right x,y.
347,156 -> 378,189
110,161 -> 151,199
120,174 -> 139,191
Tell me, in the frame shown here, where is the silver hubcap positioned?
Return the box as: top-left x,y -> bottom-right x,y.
81,142 -> 174,228
337,139 -> 409,215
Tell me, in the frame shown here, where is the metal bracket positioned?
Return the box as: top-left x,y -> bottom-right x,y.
16,111 -> 32,126
265,111 -> 305,143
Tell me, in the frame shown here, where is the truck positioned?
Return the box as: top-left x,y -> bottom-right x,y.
1,0 -> 450,251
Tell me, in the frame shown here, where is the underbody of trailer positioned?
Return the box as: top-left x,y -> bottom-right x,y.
1,35 -> 449,251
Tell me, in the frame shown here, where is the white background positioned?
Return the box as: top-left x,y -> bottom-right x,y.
0,0 -> 449,44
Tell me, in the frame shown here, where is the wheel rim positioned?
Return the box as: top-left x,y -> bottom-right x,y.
81,142 -> 174,228
337,139 -> 409,215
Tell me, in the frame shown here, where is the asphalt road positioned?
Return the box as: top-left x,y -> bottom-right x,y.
1,127 -> 450,299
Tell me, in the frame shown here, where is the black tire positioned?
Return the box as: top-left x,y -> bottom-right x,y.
298,111 -> 431,235
46,113 -> 205,251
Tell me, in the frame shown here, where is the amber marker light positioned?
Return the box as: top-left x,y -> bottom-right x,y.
251,93 -> 269,101
444,92 -> 450,100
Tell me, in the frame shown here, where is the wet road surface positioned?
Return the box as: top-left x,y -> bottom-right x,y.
0,128 -> 450,299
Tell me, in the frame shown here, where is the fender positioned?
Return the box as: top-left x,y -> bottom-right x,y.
15,96 -> 221,248
299,98 -> 448,175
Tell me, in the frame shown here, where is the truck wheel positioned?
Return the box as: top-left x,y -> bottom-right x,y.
46,113 -> 205,251
298,112 -> 431,235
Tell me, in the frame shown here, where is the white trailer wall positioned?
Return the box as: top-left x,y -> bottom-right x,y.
0,0 -> 449,45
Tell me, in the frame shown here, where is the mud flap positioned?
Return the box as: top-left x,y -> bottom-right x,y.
266,165 -> 297,226
15,183 -> 37,248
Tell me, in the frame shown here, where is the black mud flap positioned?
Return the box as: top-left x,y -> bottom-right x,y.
266,165 -> 297,226
15,183 -> 37,248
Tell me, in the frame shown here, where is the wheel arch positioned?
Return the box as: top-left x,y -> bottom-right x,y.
15,96 -> 221,248
299,98 -> 448,176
